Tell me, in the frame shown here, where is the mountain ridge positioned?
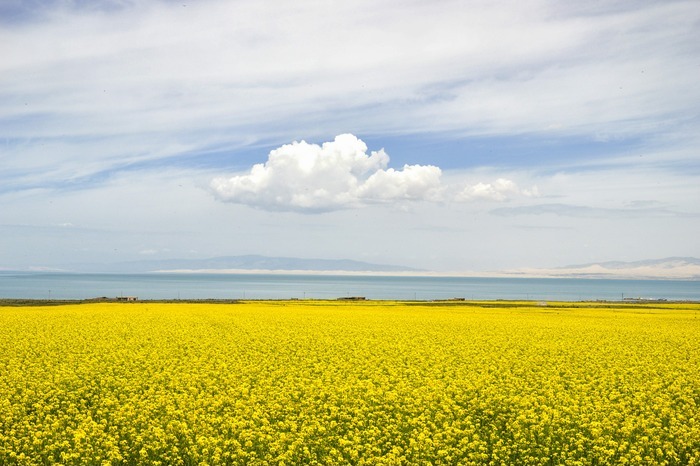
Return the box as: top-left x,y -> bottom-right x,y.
562,256 -> 700,270
507,257 -> 700,280
66,254 -> 422,274
3,256 -> 698,280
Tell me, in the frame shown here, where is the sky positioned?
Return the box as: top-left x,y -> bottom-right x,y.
1,0 -> 699,273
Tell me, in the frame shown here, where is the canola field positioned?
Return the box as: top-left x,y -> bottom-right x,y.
1,300 -> 699,465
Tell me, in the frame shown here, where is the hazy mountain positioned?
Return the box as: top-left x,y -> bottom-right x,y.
68,255 -> 422,274
507,257 -> 700,280
6,256 -> 698,279
564,257 -> 700,270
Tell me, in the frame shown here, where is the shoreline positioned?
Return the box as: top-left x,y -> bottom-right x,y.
2,297 -> 698,307
146,267 -> 699,281
4,266 -> 700,281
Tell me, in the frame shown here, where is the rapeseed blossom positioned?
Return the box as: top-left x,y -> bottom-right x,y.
0,300 -> 698,465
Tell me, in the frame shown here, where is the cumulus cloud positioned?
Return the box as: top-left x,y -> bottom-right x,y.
211,134 -> 443,212
455,178 -> 539,202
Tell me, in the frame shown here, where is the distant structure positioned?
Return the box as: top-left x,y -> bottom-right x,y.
623,297 -> 667,302
337,296 -> 366,301
116,296 -> 138,302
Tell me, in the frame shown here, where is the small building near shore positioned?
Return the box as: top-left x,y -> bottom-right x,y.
116,296 -> 138,302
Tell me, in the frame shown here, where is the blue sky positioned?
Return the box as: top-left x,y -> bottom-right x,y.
1,0 -> 699,272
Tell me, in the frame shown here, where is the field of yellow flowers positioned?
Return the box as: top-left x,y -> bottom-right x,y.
1,300 -> 699,465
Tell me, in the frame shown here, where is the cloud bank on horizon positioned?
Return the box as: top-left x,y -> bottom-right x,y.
0,0 -> 699,271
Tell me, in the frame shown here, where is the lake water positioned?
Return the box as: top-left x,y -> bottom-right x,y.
1,272 -> 698,301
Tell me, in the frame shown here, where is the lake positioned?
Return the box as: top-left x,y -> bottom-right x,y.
1,272 -> 698,301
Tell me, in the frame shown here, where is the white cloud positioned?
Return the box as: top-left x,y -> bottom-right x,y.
357,165 -> 443,203
210,135 -> 550,212
210,134 -> 443,212
0,0 -> 698,272
1,156 -> 698,272
1,0 -> 698,191
455,178 -> 539,202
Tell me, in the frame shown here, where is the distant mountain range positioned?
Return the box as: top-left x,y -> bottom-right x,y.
68,255 -> 422,274
566,257 -> 700,270
5,256 -> 699,280
505,257 -> 700,280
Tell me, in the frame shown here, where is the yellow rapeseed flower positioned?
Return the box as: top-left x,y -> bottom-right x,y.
0,300 -> 698,465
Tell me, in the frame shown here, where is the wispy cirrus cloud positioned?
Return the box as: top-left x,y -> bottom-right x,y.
490,203 -> 698,219
1,0 -> 699,271
1,0 -> 698,193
